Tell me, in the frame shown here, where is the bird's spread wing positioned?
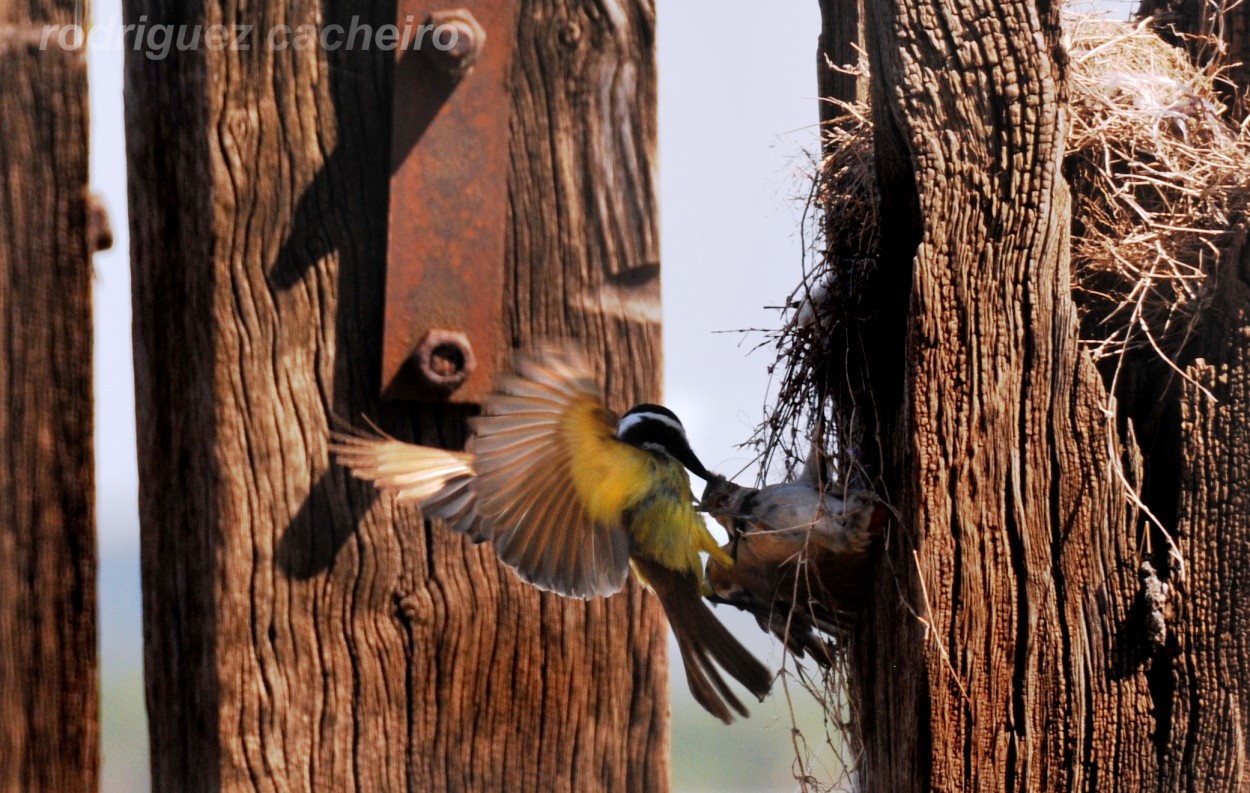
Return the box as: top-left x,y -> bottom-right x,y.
469,344 -> 641,598
331,344 -> 642,599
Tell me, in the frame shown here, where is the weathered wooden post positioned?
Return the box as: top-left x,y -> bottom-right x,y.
125,1 -> 669,789
0,4 -> 99,791
813,0 -> 1250,787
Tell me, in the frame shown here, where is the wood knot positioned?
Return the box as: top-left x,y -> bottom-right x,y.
1137,560 -> 1172,651
394,591 -> 432,625
558,20 -> 582,48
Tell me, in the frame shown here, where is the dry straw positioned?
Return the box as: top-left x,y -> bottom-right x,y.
1065,13 -> 1250,366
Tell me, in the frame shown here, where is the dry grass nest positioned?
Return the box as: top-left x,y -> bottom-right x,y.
750,96 -> 879,484
758,12 -> 1250,476
1065,13 -> 1250,365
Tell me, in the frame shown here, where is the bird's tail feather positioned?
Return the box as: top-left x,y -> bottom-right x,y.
632,556 -> 772,724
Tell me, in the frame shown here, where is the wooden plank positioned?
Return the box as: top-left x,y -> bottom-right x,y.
1163,229 -> 1250,790
0,27 -> 98,793
816,0 -> 865,121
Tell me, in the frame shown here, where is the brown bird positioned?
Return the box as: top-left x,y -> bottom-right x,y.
331,342 -> 771,722
701,441 -> 885,663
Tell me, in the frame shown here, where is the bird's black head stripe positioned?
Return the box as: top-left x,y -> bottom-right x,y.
616,405 -> 712,480
622,403 -> 680,424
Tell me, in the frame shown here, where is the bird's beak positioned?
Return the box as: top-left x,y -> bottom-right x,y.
674,443 -> 713,481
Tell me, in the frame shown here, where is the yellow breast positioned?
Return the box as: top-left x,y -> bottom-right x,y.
561,399 -> 653,522
623,458 -> 703,572
559,398 -> 731,583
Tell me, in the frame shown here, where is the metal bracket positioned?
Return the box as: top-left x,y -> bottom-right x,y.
382,1 -> 519,402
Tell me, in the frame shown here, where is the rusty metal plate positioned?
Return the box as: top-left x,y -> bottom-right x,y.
383,1 -> 519,402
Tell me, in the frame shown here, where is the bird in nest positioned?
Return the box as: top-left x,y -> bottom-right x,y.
330,341 -> 771,723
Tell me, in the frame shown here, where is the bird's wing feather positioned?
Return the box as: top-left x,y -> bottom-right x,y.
470,344 -> 644,599
330,344 -> 646,599
329,424 -> 484,538
330,423 -> 473,501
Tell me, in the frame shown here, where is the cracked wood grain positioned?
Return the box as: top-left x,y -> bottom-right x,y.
1119,6 -> 1250,783
1165,228 -> 1250,790
828,1 -> 1156,788
126,0 -> 667,790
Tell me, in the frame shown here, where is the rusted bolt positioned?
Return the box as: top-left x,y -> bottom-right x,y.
411,330 -> 476,393
423,9 -> 485,77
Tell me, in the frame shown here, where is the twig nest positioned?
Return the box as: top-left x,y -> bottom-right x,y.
701,475 -> 887,664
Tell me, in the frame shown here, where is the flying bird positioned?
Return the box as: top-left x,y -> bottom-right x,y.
331,342 -> 771,723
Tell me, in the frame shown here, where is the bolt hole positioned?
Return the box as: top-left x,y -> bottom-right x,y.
429,343 -> 466,376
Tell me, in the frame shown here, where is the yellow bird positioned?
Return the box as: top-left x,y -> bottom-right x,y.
331,342 -> 772,722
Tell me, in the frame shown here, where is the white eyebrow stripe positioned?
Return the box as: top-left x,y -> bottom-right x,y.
616,410 -> 685,438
